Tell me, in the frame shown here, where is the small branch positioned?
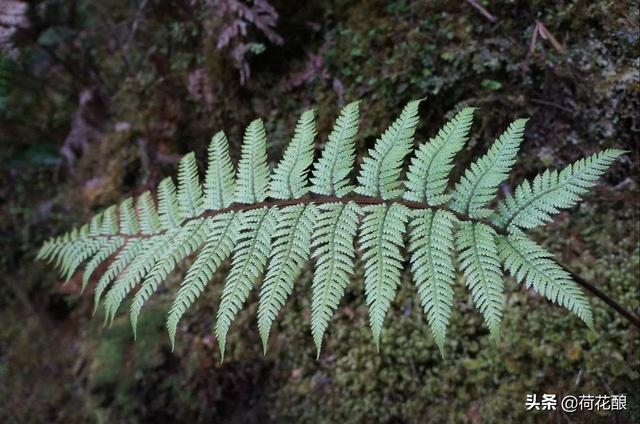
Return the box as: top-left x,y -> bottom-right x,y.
465,0 -> 497,23
75,194 -> 640,330
530,98 -> 574,113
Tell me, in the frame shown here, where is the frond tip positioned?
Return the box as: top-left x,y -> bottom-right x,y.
36,99 -> 625,359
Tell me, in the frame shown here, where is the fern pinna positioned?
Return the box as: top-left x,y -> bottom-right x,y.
37,100 -> 625,358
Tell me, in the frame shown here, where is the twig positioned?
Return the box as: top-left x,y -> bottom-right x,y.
465,0 -> 497,23
524,20 -> 566,71
530,98 -> 574,113
123,0 -> 149,52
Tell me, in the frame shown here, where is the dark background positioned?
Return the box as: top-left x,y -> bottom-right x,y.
0,0 -> 638,422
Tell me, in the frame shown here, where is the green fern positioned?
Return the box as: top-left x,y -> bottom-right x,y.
37,100 -> 625,358
408,209 -> 457,356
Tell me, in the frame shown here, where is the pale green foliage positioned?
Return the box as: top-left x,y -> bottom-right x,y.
270,110 -> 316,199
157,177 -> 181,229
409,209 -> 457,355
204,131 -> 236,210
103,233 -> 175,324
404,107 -> 474,205
494,149 -> 625,231
215,208 -> 277,358
38,100 -> 623,358
169,212 -> 241,348
355,100 -> 421,199
496,234 -> 593,328
359,203 -> 409,349
456,222 -> 503,340
310,202 -> 360,356
118,197 -> 139,234
258,204 -> 318,351
82,238 -> 124,293
177,152 -> 204,218
137,191 -> 161,234
450,119 -> 527,218
92,239 -> 144,314
235,119 -> 270,204
310,101 -> 360,197
130,220 -> 207,337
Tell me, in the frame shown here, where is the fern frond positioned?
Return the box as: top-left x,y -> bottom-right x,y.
355,100 -> 422,199
404,107 -> 474,205
235,119 -> 270,204
258,204 -> 318,352
60,236 -> 106,283
81,237 -> 124,293
270,110 -> 316,199
215,208 -> 278,358
204,131 -> 236,210
137,191 -> 162,234
495,149 -> 626,231
450,119 -> 527,218
166,212 -> 241,348
118,197 -> 140,235
360,203 -> 409,349
93,239 -> 145,314
100,205 -> 119,234
310,202 -> 361,356
177,152 -> 204,219
456,222 -> 504,340
408,209 -> 457,356
36,101 -> 625,358
130,220 -> 207,337
157,177 -> 181,229
103,233 -> 177,324
496,234 -> 593,327
310,101 -> 360,197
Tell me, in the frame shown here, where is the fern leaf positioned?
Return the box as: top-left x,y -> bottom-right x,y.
100,205 -> 119,235
258,204 -> 318,353
450,119 -> 527,218
167,212 -> 241,348
93,239 -> 145,314
235,119 -> 270,204
35,101 -> 626,356
130,220 -> 207,337
82,237 -> 124,293
360,203 -> 409,349
456,222 -> 504,340
157,177 -> 181,229
496,234 -> 593,327
404,107 -> 474,205
215,208 -> 278,358
36,239 -> 55,261
119,197 -> 140,235
89,212 -> 103,235
103,232 -> 177,324
408,209 -> 457,355
177,152 -> 204,219
355,100 -> 422,199
61,237 -> 106,282
137,191 -> 162,234
310,202 -> 360,356
310,101 -> 360,197
204,131 -> 236,210
495,149 -> 625,231
49,232 -> 75,271
270,110 -> 317,199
